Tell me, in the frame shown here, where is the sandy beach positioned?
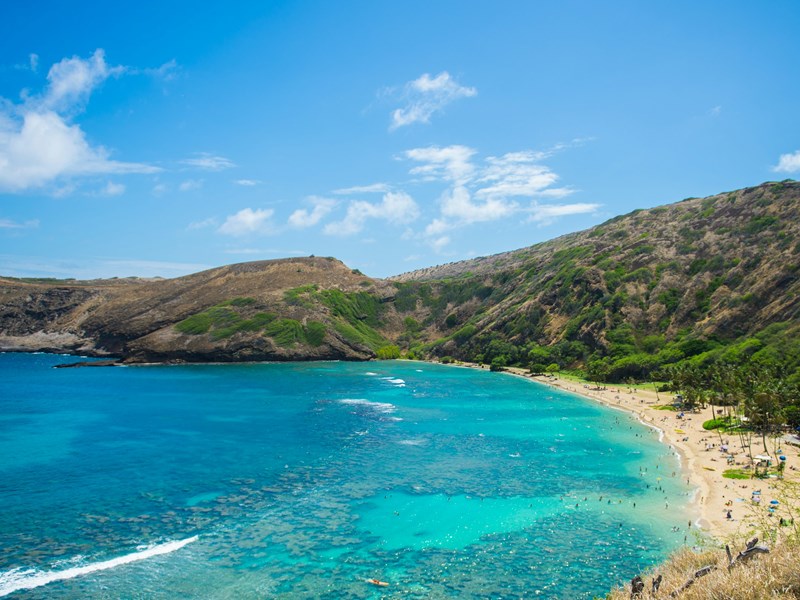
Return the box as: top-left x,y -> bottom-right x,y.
457,362 -> 800,543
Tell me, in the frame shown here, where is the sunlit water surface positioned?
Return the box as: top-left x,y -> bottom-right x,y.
0,354 -> 693,598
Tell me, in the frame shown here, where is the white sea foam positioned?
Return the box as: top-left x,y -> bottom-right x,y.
0,536 -> 198,597
338,398 -> 396,414
398,438 -> 426,446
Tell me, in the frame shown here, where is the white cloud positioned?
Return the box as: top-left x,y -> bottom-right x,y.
333,183 -> 390,195
0,218 -> 39,229
324,191 -> 419,236
13,53 -> 39,72
288,196 -> 336,228
0,110 -> 159,191
137,59 -> 178,81
152,183 -> 167,195
441,185 -> 517,224
218,208 -> 275,236
180,153 -> 235,171
0,49 -> 160,192
187,217 -> 217,231
773,150 -> 800,174
404,141 -> 596,239
476,152 -> 565,199
709,105 -> 722,117
527,202 -> 600,224
42,49 -> 124,114
102,181 -> 125,196
51,182 -> 77,198
424,218 -> 449,237
431,236 -> 450,252
405,145 -> 476,185
390,71 -> 476,130
179,179 -> 203,192
233,178 -> 261,186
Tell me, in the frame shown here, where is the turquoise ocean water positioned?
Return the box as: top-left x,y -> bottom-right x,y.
0,353 -> 693,598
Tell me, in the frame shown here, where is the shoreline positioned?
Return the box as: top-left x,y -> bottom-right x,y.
9,349 -> 797,542
449,360 -> 799,544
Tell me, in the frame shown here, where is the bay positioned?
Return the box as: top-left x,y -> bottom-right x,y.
0,353 -> 692,598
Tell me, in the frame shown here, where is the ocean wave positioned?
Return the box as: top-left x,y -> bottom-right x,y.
398,438 -> 426,446
382,377 -> 405,386
0,536 -> 198,597
337,398 -> 397,414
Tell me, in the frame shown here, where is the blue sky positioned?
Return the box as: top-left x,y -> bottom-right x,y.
1,1 -> 798,279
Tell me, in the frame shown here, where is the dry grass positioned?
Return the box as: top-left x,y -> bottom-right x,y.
607,537 -> 800,599
607,480 -> 800,599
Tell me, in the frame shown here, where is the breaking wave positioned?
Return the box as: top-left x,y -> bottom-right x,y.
0,536 -> 198,597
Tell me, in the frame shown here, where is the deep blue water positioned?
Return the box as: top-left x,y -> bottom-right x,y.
0,353 -> 692,598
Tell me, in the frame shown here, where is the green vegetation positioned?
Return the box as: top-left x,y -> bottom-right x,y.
702,417 -> 729,430
284,285 -> 318,307
303,321 -> 326,346
264,318 -> 306,346
744,215 -> 778,235
317,289 -> 388,350
333,321 -> 387,350
174,299 -> 327,347
212,313 -> 276,340
263,319 -> 328,347
376,345 -> 401,359
220,297 -> 257,307
722,468 -> 751,480
167,182 -> 800,373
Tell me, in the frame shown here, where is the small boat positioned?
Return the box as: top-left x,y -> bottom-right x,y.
366,578 -> 389,587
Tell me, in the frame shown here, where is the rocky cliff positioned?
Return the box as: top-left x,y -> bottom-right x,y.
2,181 -> 800,380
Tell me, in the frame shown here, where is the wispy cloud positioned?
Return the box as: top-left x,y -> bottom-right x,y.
430,235 -> 451,253
218,208 -> 275,236
288,196 -> 336,228
0,49 -> 161,193
773,150 -> 800,174
404,142 -> 598,242
0,218 -> 39,229
180,153 -> 235,171
187,217 -> 217,231
233,178 -> 261,186
405,145 -> 476,184
178,179 -> 203,192
389,71 -> 476,130
14,53 -> 39,72
131,59 -> 178,82
324,191 -> 419,236
101,181 -> 125,196
40,49 -> 126,114
0,254 -> 209,279
528,202 -> 600,225
476,151 -> 569,200
333,183 -> 390,195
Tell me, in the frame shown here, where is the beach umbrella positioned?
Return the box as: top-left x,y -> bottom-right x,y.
770,500 -> 780,505
779,455 -> 786,460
